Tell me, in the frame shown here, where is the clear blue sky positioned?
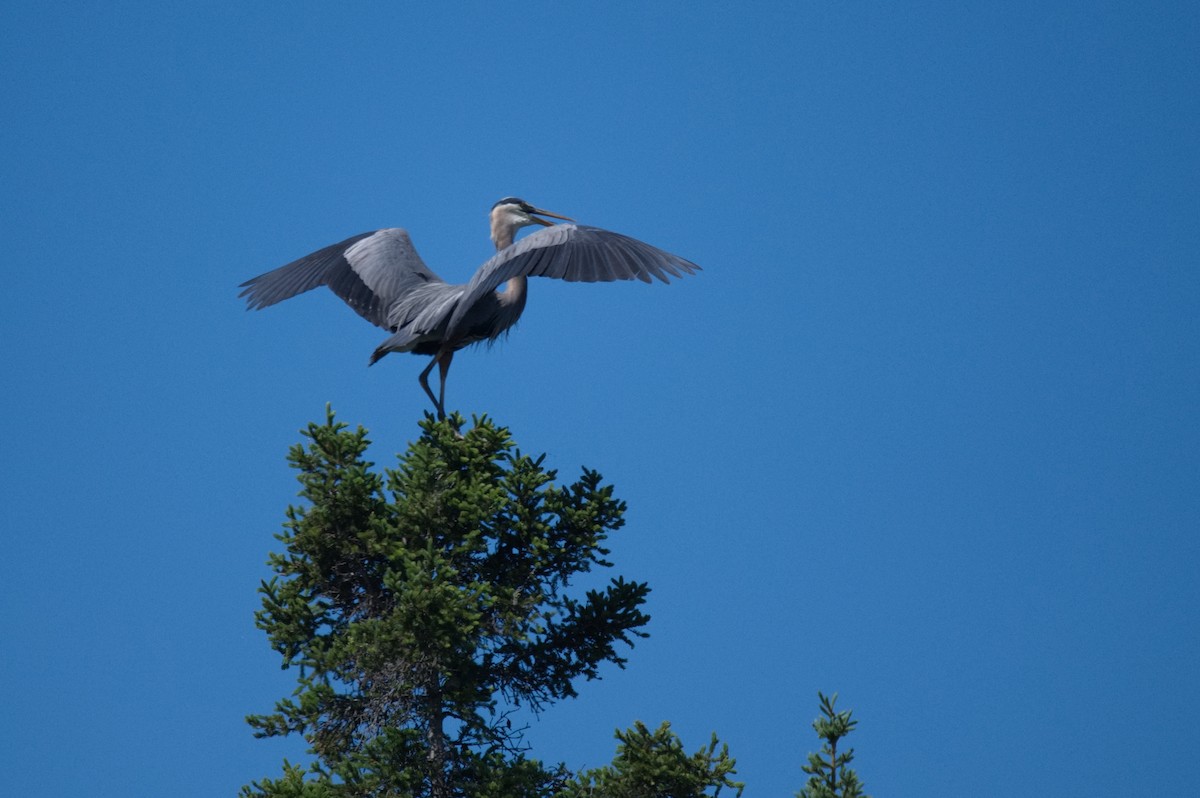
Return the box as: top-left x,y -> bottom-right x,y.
2,2 -> 1197,795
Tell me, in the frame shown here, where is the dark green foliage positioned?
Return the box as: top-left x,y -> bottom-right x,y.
565,721 -> 743,798
242,409 -> 650,798
796,693 -> 869,798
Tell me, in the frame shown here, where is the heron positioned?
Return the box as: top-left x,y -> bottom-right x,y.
239,197 -> 699,419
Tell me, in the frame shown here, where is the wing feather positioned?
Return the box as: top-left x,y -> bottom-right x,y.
575,244 -> 598,282
592,241 -> 621,283
239,228 -> 441,330
446,224 -> 698,338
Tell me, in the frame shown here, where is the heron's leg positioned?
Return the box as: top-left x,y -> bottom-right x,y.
436,351 -> 454,422
418,357 -> 440,417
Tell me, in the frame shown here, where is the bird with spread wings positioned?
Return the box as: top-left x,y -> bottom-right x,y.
239,197 -> 699,419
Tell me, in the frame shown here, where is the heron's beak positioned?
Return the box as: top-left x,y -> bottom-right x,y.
531,207 -> 574,226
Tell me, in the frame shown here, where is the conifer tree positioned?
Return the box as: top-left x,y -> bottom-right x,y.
565,721 -> 743,798
242,410 -> 651,798
796,693 -> 869,798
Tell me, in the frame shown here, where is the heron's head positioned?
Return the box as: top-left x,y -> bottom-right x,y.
489,197 -> 573,248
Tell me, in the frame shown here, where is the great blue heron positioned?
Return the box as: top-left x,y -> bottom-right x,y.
239,198 -> 699,418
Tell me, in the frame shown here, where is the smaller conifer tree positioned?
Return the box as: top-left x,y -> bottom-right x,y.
796,693 -> 869,798
565,721 -> 743,798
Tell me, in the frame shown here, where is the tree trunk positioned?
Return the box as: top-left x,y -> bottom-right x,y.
426,674 -> 449,798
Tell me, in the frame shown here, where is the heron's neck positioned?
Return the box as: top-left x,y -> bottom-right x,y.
491,220 -> 516,250
490,218 -> 527,320
491,219 -> 526,314
498,276 -> 528,312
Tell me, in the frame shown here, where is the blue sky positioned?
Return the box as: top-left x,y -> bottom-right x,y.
2,2 -> 1197,795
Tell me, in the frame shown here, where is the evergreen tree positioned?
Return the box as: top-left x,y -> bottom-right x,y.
242,409 -> 651,798
564,721 -> 743,798
796,693 -> 869,798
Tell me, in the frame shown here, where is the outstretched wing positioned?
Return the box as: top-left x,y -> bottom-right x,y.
445,224 -> 699,339
238,228 -> 442,330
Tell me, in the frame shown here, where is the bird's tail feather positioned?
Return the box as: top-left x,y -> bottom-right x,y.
369,330 -> 422,365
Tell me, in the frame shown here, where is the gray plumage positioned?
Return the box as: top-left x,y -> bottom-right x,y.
239,198 -> 699,419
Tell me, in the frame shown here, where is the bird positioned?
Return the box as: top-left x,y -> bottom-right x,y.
239,197 -> 700,419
